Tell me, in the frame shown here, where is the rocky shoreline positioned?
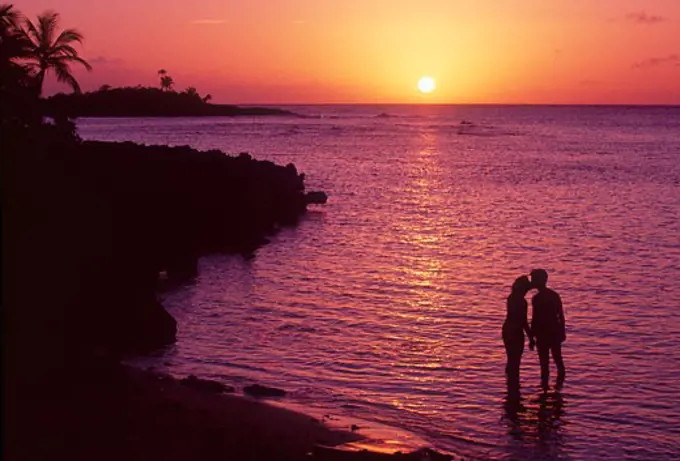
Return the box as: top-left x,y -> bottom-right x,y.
3,133 -> 459,461
4,135 -> 320,360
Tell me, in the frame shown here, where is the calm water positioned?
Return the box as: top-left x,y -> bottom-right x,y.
78,106 -> 680,460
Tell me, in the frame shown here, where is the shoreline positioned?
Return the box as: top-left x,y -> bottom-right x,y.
130,363 -> 461,460
4,362 -> 356,461
42,88 -> 303,118
5,361 -> 457,461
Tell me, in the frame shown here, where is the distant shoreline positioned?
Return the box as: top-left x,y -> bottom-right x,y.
246,103 -> 680,108
44,103 -> 299,118
42,86 -> 301,118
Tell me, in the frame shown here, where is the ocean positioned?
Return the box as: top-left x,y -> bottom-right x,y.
77,105 -> 680,460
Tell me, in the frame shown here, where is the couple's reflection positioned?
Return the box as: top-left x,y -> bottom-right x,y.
502,380 -> 567,459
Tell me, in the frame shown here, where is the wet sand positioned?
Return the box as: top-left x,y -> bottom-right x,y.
4,362 -> 458,461
4,363 -> 361,461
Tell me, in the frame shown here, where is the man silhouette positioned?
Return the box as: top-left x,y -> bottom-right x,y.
530,269 -> 566,390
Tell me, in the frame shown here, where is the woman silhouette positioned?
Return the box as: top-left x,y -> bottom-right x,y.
503,276 -> 534,385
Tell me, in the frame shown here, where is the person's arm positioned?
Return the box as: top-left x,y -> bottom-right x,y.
524,301 -> 535,349
557,293 -> 566,342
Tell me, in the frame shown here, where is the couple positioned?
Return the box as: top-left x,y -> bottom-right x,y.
503,269 -> 566,390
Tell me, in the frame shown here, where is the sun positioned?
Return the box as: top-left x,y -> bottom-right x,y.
418,76 -> 436,94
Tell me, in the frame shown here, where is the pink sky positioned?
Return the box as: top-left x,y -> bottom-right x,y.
15,0 -> 680,104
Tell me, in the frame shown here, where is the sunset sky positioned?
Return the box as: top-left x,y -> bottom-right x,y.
16,0 -> 680,104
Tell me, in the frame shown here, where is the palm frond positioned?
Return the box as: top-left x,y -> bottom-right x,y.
22,17 -> 40,47
54,28 -> 83,46
0,32 -> 32,61
34,11 -> 59,50
1,3 -> 22,29
51,44 -> 79,57
64,54 -> 92,71
52,59 -> 81,93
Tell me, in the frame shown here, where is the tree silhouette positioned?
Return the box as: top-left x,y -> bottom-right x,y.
158,68 -> 174,92
1,3 -> 37,128
1,4 -> 31,76
22,10 -> 91,94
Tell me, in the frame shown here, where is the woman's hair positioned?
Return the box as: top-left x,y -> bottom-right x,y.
511,275 -> 531,295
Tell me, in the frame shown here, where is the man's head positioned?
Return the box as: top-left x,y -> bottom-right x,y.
530,269 -> 548,289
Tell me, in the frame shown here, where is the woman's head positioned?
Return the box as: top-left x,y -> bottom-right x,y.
511,275 -> 532,296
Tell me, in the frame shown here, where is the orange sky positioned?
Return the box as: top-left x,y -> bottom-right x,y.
17,0 -> 680,104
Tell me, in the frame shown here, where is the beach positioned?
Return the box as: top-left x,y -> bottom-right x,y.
4,360 -> 458,461
4,363 -> 358,461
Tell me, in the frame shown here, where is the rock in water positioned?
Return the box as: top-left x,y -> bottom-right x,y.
305,191 -> 328,204
243,384 -> 287,398
180,375 -> 234,393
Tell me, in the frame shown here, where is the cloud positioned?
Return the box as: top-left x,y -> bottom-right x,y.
88,56 -> 124,65
632,54 -> 679,69
626,12 -> 668,24
190,19 -> 226,25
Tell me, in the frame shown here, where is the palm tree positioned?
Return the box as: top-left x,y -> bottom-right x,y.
184,86 -> 199,98
158,69 -> 174,91
1,4 -> 41,128
22,10 -> 91,94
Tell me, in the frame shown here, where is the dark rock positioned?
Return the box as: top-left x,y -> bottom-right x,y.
180,375 -> 234,394
3,132 -> 310,364
306,191 -> 328,204
243,384 -> 287,398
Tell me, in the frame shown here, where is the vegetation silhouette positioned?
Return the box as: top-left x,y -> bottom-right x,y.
1,3 -> 71,134
158,68 -> 174,91
21,9 -> 91,94
43,83 -> 297,117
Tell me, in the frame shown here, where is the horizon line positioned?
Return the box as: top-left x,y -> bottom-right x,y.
234,102 -> 680,108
